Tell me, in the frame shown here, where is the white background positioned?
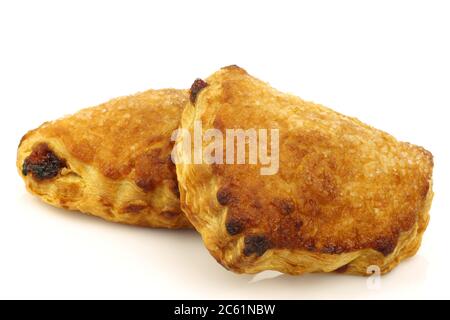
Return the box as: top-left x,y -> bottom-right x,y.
1,0 -> 449,299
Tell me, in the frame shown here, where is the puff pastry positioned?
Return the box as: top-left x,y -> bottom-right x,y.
18,89 -> 191,228
175,66 -> 434,275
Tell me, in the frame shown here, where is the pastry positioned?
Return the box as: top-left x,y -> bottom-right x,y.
18,89 -> 191,228
175,66 -> 433,275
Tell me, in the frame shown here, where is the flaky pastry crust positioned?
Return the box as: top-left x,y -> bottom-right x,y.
176,66 -> 433,275
18,89 -> 191,228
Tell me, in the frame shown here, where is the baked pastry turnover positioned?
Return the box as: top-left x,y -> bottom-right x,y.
18,89 -> 191,228
175,66 -> 434,275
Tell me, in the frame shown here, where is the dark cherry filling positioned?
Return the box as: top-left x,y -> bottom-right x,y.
189,78 -> 208,104
243,235 -> 271,257
22,143 -> 66,180
225,219 -> 244,236
216,187 -> 233,205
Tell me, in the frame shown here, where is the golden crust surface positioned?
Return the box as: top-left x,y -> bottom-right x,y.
176,66 -> 434,275
18,89 -> 191,228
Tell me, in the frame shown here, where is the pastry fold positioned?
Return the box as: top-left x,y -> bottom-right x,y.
18,89 -> 191,228
175,66 -> 433,275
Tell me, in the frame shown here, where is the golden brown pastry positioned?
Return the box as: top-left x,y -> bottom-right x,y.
175,66 -> 434,275
18,89 -> 191,228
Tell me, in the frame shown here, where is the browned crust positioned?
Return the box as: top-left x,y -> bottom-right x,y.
29,89 -> 186,183
176,66 -> 434,275
17,89 -> 191,228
